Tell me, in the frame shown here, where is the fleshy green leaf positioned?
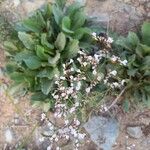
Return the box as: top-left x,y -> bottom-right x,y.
40,78 -> 53,95
48,51 -> 60,66
62,16 -> 74,34
36,45 -> 49,60
18,32 -> 35,49
142,22 -> 150,46
24,56 -> 41,69
55,32 -> 66,51
62,39 -> 79,59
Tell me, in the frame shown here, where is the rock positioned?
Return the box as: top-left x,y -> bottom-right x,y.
5,128 -> 14,143
127,126 -> 143,139
84,116 -> 119,150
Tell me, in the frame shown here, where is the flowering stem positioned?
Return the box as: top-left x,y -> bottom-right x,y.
106,87 -> 127,111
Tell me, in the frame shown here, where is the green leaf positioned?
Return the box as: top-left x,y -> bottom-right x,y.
55,32 -> 66,51
4,41 -> 18,52
52,5 -> 63,25
127,69 -> 138,76
37,67 -> 59,79
48,51 -> 60,66
10,72 -> 26,83
41,33 -> 54,49
40,78 -> 53,95
15,50 -> 33,62
36,45 -> 49,60
72,11 -> 86,30
55,0 -> 66,9
24,56 -> 41,70
142,22 -> 150,46
18,32 -> 35,49
128,32 -> 139,48
31,92 -> 48,101
62,39 -> 79,59
73,27 -> 91,40
62,16 -> 74,34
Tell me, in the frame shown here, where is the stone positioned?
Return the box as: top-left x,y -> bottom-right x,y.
84,116 -> 119,150
127,126 -> 143,139
5,128 -> 14,143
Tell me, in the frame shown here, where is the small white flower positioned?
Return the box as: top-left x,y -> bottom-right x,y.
54,95 -> 59,100
120,60 -> 128,66
92,32 -> 97,37
107,37 -> 113,43
75,102 -> 79,107
60,76 -> 66,80
121,79 -> 126,85
55,81 -> 59,85
69,59 -> 74,64
41,113 -> 46,121
67,87 -> 74,94
85,87 -> 91,93
65,120 -> 69,125
83,62 -> 88,67
65,135 -> 70,140
113,82 -> 120,88
47,145 -> 52,150
71,68 -> 75,72
110,70 -> 117,76
94,54 -> 99,61
62,64 -> 66,68
78,50 -> 85,55
76,69 -> 81,73
78,133 -> 86,140
75,119 -> 80,126
92,69 -> 97,75
56,147 -> 61,150
55,137 -> 59,142
76,82 -> 81,91
61,93 -> 66,97
87,56 -> 93,61
77,57 -> 82,63
111,55 -> 118,62
39,137 -> 45,142
69,107 -> 76,113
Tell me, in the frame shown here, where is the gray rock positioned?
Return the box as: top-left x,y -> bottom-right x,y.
127,126 -> 143,139
5,128 -> 14,143
84,116 -> 119,150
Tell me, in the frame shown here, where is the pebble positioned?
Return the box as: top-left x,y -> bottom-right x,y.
5,128 -> 13,143
127,126 -> 143,139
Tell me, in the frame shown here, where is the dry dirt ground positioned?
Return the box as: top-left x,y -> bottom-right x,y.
0,47 -> 150,150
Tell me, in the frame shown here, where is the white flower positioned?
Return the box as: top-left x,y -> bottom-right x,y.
61,93 -> 66,97
97,76 -> 102,81
76,82 -> 81,91
77,57 -> 82,63
65,120 -> 69,125
69,59 -> 74,64
75,119 -> 80,126
85,87 -> 91,93
55,81 -> 59,85
113,82 -> 120,88
94,54 -> 99,61
54,95 -> 59,100
65,135 -> 70,140
92,32 -> 97,37
69,107 -> 76,113
75,102 -> 79,107
78,50 -> 85,55
87,56 -> 93,61
107,37 -> 113,43
56,147 -> 61,150
41,113 -> 46,121
111,55 -> 118,62
62,64 -> 65,68
39,137 -> 45,142
76,69 -> 81,73
55,137 -> 59,142
83,62 -> 88,67
110,70 -> 117,76
120,60 -> 128,66
78,133 -> 86,140
47,145 -> 52,150
60,76 -> 66,80
92,69 -> 97,75
71,68 -> 74,72
121,79 -> 126,85
67,87 -> 74,94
